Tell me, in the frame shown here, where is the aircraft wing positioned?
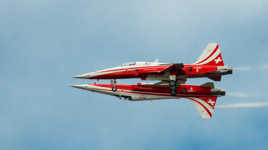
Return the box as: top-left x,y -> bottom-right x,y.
160,63 -> 184,74
140,63 -> 184,75
138,63 -> 186,82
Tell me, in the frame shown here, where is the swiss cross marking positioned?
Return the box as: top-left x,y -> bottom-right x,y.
215,57 -> 222,64
189,87 -> 195,92
208,99 -> 215,106
195,66 -> 202,72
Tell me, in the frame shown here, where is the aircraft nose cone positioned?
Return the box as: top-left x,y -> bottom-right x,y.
72,75 -> 85,79
72,84 -> 89,90
72,73 -> 92,79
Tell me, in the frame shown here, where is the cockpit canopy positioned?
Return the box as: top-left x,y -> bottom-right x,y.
121,62 -> 136,67
121,61 -> 156,67
120,61 -> 166,67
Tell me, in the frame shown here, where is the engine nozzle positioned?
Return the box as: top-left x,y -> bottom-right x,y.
211,88 -> 226,96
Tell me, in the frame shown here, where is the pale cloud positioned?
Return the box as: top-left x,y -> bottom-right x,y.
258,64 -> 268,71
1,0 -> 268,149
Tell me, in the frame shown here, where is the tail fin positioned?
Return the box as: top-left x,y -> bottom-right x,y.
195,43 -> 224,66
188,96 -> 218,119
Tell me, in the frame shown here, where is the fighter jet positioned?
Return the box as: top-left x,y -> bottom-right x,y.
73,43 -> 232,95
72,82 -> 225,119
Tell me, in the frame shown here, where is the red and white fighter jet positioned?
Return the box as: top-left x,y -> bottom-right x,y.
73,43 -> 232,82
72,82 -> 225,119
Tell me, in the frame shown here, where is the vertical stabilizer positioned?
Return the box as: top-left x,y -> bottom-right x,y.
188,96 -> 218,119
195,43 -> 224,66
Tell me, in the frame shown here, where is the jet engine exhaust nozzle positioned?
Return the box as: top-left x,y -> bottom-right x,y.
211,88 -> 226,96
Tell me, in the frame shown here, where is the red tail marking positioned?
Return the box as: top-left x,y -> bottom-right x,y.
196,45 -> 219,65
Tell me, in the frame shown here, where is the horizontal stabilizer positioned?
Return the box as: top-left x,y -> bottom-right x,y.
208,74 -> 222,81
200,82 -> 215,89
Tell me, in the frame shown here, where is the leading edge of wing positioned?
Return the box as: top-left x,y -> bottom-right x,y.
160,63 -> 184,74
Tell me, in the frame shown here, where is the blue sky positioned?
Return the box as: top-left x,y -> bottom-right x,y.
1,0 -> 268,149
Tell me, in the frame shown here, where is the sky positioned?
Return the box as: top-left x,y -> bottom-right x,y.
1,0 -> 268,149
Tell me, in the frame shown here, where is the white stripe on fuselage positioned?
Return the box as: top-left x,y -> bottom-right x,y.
89,62 -> 167,77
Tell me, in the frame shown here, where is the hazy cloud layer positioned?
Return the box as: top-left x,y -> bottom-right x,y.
1,0 -> 268,150
258,64 -> 268,71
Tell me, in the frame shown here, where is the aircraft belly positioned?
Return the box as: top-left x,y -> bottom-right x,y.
81,85 -> 178,101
